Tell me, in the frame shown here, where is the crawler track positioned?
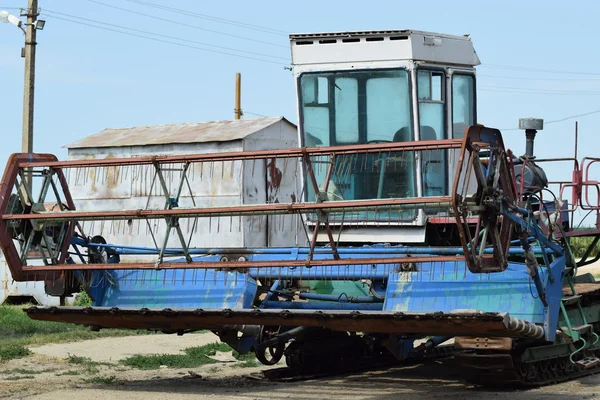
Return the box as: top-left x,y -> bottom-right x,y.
456,284 -> 600,387
456,349 -> 600,387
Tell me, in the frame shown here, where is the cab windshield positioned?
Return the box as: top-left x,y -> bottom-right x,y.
300,69 -> 416,220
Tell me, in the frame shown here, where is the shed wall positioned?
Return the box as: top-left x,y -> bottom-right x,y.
66,120 -> 302,265
242,122 -> 302,247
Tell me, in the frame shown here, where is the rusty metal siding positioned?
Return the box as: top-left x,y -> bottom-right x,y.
66,117 -> 295,149
243,123 -> 302,247
68,141 -> 246,255
65,119 -> 300,261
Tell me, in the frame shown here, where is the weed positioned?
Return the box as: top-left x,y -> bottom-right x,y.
55,370 -> 81,376
84,365 -> 101,375
121,342 -> 252,370
83,375 -> 119,384
207,366 -> 221,373
569,235 -> 600,258
4,375 -> 35,381
67,354 -> 92,365
230,350 -> 260,368
65,354 -> 106,374
232,351 -> 256,361
5,368 -> 56,375
72,291 -> 93,307
0,344 -> 31,362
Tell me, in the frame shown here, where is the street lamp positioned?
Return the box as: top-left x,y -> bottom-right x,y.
0,10 -> 26,33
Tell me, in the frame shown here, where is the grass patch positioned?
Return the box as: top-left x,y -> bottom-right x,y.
83,375 -> 119,384
4,375 -> 35,381
66,354 -> 92,365
0,305 -> 154,363
0,344 -> 31,362
5,368 -> 56,375
121,342 -> 256,370
569,235 -> 600,258
72,291 -> 93,307
66,354 -> 109,374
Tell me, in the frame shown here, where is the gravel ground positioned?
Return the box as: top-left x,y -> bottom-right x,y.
29,332 -> 218,362
0,333 -> 598,400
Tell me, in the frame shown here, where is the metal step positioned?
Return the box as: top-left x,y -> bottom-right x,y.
576,357 -> 600,369
562,295 -> 582,305
570,324 -> 594,335
571,324 -> 593,334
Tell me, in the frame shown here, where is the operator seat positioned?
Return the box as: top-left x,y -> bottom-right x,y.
393,127 -> 411,142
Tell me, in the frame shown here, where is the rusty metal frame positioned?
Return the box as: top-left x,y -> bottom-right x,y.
452,126 -> 518,273
21,255 -> 467,272
0,153 -> 75,281
19,139 -> 468,169
24,306 -> 544,338
1,134 -> 507,280
2,196 -> 458,222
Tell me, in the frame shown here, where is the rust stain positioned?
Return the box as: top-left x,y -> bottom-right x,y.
105,154 -> 120,190
84,155 -> 97,194
267,158 -> 282,190
267,158 -> 283,203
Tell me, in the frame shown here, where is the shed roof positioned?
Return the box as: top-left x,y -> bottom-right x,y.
66,117 -> 296,149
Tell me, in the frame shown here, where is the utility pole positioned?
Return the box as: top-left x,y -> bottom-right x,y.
22,0 -> 38,192
234,72 -> 242,120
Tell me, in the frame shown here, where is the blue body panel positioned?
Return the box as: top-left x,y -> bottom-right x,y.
383,256 -> 565,341
383,257 -> 565,319
83,244 -> 565,340
91,267 -> 257,309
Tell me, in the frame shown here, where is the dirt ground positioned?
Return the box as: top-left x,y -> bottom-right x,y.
580,261 -> 600,278
1,333 -> 599,400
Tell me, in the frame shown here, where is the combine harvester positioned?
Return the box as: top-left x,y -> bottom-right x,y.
1,30 -> 600,386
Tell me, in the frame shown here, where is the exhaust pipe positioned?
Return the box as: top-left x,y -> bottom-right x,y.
519,118 -> 544,158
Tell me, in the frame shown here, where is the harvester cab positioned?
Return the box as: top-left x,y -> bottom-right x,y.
1,30 -> 600,386
291,30 -> 479,244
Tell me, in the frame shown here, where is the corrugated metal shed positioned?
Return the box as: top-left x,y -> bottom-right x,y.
66,117 -> 296,149
65,116 -> 303,255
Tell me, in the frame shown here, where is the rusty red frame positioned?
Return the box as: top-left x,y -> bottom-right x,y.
1,133 -> 503,280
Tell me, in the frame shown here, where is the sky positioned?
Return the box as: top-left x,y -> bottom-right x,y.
1,0 -> 599,223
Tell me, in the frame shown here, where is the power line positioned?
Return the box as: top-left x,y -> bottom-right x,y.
479,89 -> 600,96
86,0 -> 287,48
477,74 -> 600,82
479,85 -> 600,95
123,0 -> 286,35
44,9 -> 288,61
499,109 -> 600,131
545,109 -> 600,124
481,64 -> 600,77
42,14 -> 286,65
244,111 -> 269,118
